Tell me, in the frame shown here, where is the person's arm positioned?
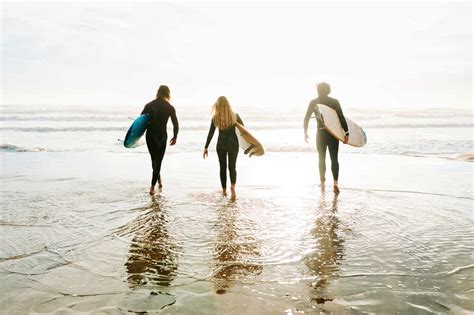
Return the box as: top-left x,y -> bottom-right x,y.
140,104 -> 151,129
303,101 -> 315,142
203,120 -> 216,158
169,108 -> 179,145
335,101 -> 349,143
141,104 -> 149,115
236,113 -> 244,126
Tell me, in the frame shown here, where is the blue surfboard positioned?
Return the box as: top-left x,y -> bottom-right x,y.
124,114 -> 149,148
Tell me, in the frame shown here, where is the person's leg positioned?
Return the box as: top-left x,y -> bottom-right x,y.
228,146 -> 239,199
316,131 -> 328,185
327,136 -> 340,193
217,149 -> 228,194
146,133 -> 158,195
152,137 -> 167,189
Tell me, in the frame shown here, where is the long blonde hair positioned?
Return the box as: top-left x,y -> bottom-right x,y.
212,96 -> 237,130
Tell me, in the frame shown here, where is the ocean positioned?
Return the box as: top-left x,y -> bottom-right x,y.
0,104 -> 472,158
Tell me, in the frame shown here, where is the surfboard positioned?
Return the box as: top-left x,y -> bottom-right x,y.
316,104 -> 367,147
124,114 -> 149,148
235,123 -> 265,157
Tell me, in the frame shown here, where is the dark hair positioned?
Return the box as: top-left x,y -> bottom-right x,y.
317,82 -> 331,96
156,85 -> 170,100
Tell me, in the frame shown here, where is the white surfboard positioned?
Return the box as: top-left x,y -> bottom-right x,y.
316,104 -> 367,147
235,123 -> 265,157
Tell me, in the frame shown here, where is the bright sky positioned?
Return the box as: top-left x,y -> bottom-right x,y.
1,1 -> 472,109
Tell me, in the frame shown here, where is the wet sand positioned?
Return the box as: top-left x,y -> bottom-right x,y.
1,152 -> 473,314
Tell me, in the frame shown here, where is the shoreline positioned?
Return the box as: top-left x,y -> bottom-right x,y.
2,151 -> 472,198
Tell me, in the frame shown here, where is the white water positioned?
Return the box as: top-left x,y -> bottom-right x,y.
1,105 -> 472,159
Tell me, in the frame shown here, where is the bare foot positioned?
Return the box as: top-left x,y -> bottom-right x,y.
333,180 -> 340,194
222,189 -> 227,196
320,181 -> 325,191
149,186 -> 155,196
230,185 -> 236,200
158,178 -> 163,189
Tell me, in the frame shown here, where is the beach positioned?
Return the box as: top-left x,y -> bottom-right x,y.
1,142 -> 473,313
2,0 -> 473,312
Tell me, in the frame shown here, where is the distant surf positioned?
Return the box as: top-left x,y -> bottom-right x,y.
0,144 -> 46,152
1,105 -> 472,161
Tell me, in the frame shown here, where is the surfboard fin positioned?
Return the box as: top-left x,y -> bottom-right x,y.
244,144 -> 256,155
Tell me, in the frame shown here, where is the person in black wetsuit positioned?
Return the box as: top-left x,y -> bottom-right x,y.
141,85 -> 179,195
203,96 -> 244,200
304,82 -> 349,193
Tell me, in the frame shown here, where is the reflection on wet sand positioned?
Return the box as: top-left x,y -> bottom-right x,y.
305,193 -> 345,304
123,196 -> 178,287
213,201 -> 262,294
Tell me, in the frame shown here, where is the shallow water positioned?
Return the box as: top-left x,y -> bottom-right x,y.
1,151 -> 473,314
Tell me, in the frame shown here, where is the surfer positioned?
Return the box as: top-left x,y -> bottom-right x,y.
203,96 -> 244,200
141,85 -> 179,195
304,82 -> 349,194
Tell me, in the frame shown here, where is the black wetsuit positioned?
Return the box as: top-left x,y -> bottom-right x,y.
304,96 -> 348,182
141,98 -> 179,186
205,115 -> 243,189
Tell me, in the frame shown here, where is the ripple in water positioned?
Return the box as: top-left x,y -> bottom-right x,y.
1,181 -> 473,313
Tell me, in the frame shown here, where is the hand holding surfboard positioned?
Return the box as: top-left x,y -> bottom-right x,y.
316,104 -> 367,147
123,114 -> 149,148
